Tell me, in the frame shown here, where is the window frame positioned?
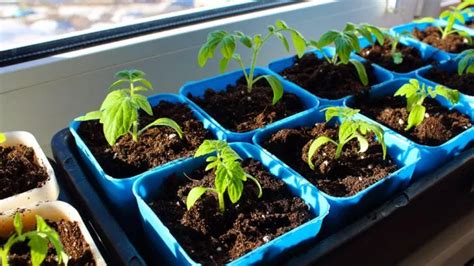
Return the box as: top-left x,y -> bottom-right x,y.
0,0 -> 297,67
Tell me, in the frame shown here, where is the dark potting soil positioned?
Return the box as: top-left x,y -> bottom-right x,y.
423,67 -> 474,96
188,76 -> 304,132
466,20 -> 474,29
77,101 -> 214,178
0,145 -> 49,199
279,53 -> 378,100
4,220 -> 95,266
262,123 -> 398,197
412,26 -> 473,53
149,159 -> 313,265
359,41 -> 428,73
353,95 -> 472,146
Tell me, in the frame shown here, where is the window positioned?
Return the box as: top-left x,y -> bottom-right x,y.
0,0 -> 296,66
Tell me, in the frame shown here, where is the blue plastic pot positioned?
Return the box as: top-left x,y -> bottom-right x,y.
179,67 -> 319,142
132,142 -> 330,265
391,20 -> 471,58
69,93 -> 226,215
252,107 -> 419,229
268,47 -> 394,107
416,59 -> 474,117
358,36 -> 450,78
345,78 -> 474,176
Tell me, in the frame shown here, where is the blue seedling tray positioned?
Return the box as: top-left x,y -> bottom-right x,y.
268,47 -> 394,107
69,93 -> 225,218
252,107 -> 419,229
132,142 -> 330,266
345,78 -> 474,176
391,20 -> 471,58
416,59 -> 474,117
179,67 -> 320,142
358,35 -> 450,78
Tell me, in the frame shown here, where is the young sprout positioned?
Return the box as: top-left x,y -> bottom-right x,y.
456,49 -> 474,75
385,31 -> 413,64
416,0 -> 474,41
308,23 -> 384,86
0,213 -> 68,266
198,20 -> 307,105
307,107 -> 386,170
75,69 -> 183,146
186,140 -> 262,213
394,79 -> 460,131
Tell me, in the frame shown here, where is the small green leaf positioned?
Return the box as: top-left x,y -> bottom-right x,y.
194,140 -> 227,157
317,31 -> 339,48
261,75 -> 284,105
307,136 -> 336,170
102,97 -> 137,145
139,117 -> 183,139
275,32 -> 290,52
186,187 -> 209,210
100,89 -> 127,111
434,86 -> 460,105
108,79 -> 128,91
290,30 -> 307,58
406,104 -> 426,131
323,106 -> 359,122
28,235 -> 48,266
227,179 -> 244,203
13,212 -> 23,236
133,78 -> 153,90
219,57 -> 230,73
75,110 -> 102,122
392,52 -> 403,64
131,94 -> 153,116
220,35 -> 236,59
349,59 -> 369,86
0,133 -> 6,143
239,35 -> 252,48
414,17 -> 437,23
275,20 -> 288,29
355,133 -> 369,153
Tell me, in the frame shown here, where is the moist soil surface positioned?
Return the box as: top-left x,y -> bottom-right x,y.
0,145 -> 49,199
352,95 -> 472,146
279,53 -> 378,100
466,20 -> 474,29
149,159 -> 314,265
78,101 -> 213,178
359,41 -> 428,73
412,26 -> 473,53
188,76 -> 304,132
423,67 -> 474,96
263,123 -> 398,197
4,220 -> 95,266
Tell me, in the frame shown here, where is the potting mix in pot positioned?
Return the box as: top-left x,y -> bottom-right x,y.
278,23 -> 381,100
413,1 -> 474,54
262,107 -> 397,197
359,30 -> 431,73
188,20 -> 308,132
0,133 -> 49,200
352,79 -> 472,146
75,70 -> 213,178
0,213 -> 95,266
148,140 -> 314,264
422,49 -> 474,97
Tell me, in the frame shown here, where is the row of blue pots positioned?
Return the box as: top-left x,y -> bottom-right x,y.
69,21 -> 474,265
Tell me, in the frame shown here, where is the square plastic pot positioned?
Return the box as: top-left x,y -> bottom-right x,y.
252,107 -> 420,229
268,47 -> 394,107
0,131 -> 59,212
69,93 -> 225,216
416,59 -> 474,117
345,78 -> 474,176
132,142 -> 330,265
358,35 -> 450,78
179,67 -> 320,142
0,201 -> 106,265
391,20 -> 471,58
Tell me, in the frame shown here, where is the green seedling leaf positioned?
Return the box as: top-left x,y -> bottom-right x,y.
323,106 -> 360,121
131,94 -> 153,116
349,59 -> 369,86
434,85 -> 459,105
186,187 -> 209,210
392,52 -> 403,64
74,110 -> 102,122
29,235 -> 48,266
138,117 -> 184,139
13,212 -> 23,237
0,133 -> 6,144
406,104 -> 426,130
307,136 -> 336,170
261,75 -> 283,105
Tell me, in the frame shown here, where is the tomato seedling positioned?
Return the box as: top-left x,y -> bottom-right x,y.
307,107 -> 386,170
75,69 -> 183,146
198,20 -> 306,105
0,213 -> 68,266
309,23 -> 383,86
186,140 -> 262,213
394,79 -> 459,131
456,49 -> 474,75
